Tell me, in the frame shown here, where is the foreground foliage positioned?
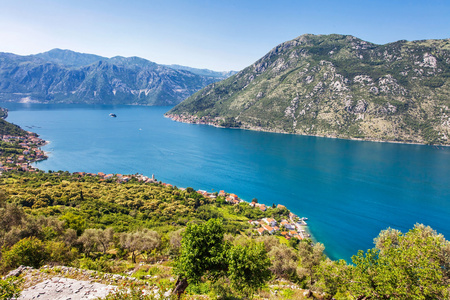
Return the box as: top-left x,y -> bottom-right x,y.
0,277 -> 22,300
0,170 -> 449,299
174,219 -> 272,298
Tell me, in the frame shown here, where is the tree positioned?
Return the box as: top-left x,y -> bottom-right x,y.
78,228 -> 114,255
227,242 -> 272,297
120,229 -> 160,263
297,240 -> 325,288
59,212 -> 86,236
348,224 -> 450,299
169,228 -> 184,256
173,219 -> 227,297
173,219 -> 272,298
268,243 -> 298,279
1,237 -> 49,270
315,258 -> 350,298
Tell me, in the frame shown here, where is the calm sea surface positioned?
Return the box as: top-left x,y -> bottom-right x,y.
3,103 -> 450,261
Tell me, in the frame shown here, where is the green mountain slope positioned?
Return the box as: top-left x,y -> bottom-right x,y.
0,110 -> 28,136
167,34 -> 450,145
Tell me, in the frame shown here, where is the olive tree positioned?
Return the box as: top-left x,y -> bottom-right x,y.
297,240 -> 326,287
348,224 -> 450,299
268,243 -> 299,279
120,229 -> 160,263
78,227 -> 114,255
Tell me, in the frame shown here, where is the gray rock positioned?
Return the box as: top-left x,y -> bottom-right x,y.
4,265 -> 33,279
17,277 -> 116,300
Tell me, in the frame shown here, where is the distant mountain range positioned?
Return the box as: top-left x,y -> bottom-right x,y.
0,49 -> 234,106
167,34 -> 450,145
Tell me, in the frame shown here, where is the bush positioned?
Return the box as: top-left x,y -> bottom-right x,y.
1,237 -> 49,270
0,277 -> 23,300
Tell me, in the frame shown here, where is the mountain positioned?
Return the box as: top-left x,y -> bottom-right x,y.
167,34 -> 450,145
165,64 -> 237,79
33,48 -> 105,68
0,50 -> 228,106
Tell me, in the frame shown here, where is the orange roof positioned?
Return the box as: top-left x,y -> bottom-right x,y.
263,225 -> 273,231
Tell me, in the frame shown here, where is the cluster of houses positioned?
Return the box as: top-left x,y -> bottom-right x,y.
249,214 -> 309,240
0,133 -> 47,172
181,188 -> 311,241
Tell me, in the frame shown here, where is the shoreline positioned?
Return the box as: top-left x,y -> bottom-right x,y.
165,113 -> 450,148
0,126 -> 314,243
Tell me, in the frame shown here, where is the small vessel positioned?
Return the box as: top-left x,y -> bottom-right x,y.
109,113 -> 117,117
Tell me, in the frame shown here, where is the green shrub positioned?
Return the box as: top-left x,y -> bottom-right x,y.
0,277 -> 23,300
1,237 -> 49,270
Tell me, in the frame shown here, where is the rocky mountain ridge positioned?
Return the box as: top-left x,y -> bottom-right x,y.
167,34 -> 450,145
0,49 -> 232,106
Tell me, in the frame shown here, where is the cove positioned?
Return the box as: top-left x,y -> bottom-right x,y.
2,102 -> 450,261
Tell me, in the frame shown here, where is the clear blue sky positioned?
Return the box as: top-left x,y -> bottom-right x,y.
0,0 -> 448,71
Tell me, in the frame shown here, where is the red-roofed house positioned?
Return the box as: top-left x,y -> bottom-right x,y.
263,218 -> 277,227
229,193 -> 239,200
262,225 -> 274,234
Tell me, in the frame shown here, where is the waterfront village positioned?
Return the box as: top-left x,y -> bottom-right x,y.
0,131 -> 311,241
0,132 -> 47,172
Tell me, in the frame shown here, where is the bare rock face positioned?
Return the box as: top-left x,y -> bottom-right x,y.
4,265 -> 33,279
17,277 -> 116,300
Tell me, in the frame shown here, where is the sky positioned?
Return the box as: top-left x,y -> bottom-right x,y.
0,0 -> 449,71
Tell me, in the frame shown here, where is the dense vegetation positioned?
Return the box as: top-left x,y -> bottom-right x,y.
1,170 -> 449,299
0,118 -> 28,137
168,34 -> 450,145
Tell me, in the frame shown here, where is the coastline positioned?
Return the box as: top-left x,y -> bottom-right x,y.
0,126 -> 314,244
165,113 -> 450,148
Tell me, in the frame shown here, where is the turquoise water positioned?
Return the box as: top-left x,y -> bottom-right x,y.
3,103 -> 450,261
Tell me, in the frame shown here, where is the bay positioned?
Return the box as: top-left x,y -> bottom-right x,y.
3,102 -> 450,261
